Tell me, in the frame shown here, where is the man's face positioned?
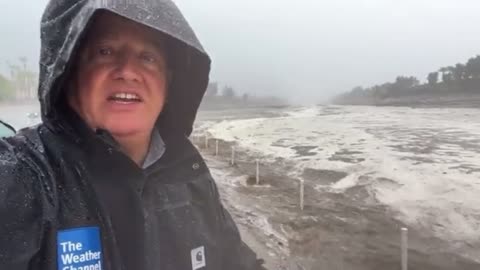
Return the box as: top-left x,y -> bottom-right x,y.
69,12 -> 169,138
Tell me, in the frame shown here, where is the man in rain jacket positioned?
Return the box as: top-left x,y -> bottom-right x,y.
0,0 -> 264,269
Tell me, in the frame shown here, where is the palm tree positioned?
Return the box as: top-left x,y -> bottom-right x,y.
465,55 -> 480,79
453,63 -> 466,81
439,67 -> 453,83
427,72 -> 439,85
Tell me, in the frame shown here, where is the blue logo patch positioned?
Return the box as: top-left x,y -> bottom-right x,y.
57,226 -> 103,270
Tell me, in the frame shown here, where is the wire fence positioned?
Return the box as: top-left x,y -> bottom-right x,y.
191,134 -> 409,270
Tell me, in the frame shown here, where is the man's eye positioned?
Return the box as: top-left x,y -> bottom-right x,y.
97,47 -> 113,56
140,52 -> 156,63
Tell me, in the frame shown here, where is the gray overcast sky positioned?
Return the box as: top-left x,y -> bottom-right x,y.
1,0 -> 479,103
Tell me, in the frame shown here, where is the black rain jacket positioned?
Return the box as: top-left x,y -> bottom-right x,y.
0,1 -> 262,269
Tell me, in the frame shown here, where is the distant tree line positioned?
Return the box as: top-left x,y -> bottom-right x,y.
334,55 -> 480,105
201,81 -> 286,109
0,57 -> 38,102
0,73 -> 14,101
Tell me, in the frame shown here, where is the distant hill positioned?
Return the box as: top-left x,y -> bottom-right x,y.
333,55 -> 480,107
199,81 -> 288,110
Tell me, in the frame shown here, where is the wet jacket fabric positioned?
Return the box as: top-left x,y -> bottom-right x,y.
0,1 -> 261,269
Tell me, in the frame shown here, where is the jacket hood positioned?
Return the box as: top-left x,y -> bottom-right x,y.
40,0 -> 211,136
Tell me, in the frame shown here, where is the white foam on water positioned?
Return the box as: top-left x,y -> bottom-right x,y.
207,105 -> 480,244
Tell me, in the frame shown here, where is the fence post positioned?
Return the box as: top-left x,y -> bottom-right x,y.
205,135 -> 209,149
215,140 -> 219,156
231,146 -> 235,166
401,227 -> 408,270
300,179 -> 305,211
256,159 -> 260,185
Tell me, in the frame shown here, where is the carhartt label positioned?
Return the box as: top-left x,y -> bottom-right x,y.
191,246 -> 206,270
57,227 -> 103,270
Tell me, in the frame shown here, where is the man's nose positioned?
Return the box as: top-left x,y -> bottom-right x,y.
113,53 -> 141,82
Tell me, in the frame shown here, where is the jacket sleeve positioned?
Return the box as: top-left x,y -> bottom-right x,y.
219,204 -> 267,270
0,148 -> 44,269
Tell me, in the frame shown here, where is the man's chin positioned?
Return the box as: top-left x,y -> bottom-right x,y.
104,125 -> 151,138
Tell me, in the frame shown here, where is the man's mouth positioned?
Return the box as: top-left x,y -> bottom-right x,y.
107,92 -> 142,103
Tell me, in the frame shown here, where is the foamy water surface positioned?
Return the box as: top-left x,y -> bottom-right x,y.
207,105 -> 480,245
